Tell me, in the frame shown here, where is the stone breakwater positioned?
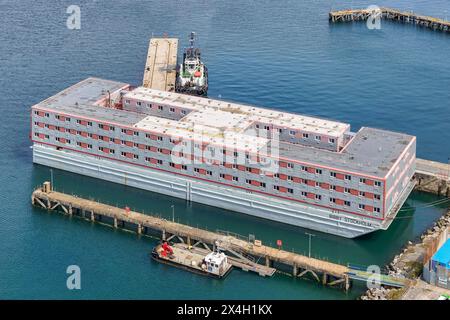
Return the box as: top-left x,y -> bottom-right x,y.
360,208 -> 450,300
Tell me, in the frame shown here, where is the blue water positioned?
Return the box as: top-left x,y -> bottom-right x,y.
0,0 -> 449,299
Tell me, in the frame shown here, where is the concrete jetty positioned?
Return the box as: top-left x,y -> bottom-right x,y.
329,7 -> 450,33
415,158 -> 450,197
142,37 -> 178,91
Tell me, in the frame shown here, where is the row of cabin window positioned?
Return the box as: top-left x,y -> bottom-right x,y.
254,124 -> 336,144
33,122 -> 381,186
37,132 -> 384,201
44,132 -> 385,202
124,100 -> 188,115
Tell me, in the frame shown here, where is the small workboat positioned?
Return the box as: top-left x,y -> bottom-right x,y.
175,32 -> 208,96
151,241 -> 232,278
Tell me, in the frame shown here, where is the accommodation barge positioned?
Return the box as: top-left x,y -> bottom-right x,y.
31,78 -> 416,238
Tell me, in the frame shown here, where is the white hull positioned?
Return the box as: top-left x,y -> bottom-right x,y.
33,144 -> 392,238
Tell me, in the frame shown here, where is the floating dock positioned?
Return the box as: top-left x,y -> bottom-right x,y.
329,7 -> 450,33
32,181 -> 412,290
142,37 -> 178,91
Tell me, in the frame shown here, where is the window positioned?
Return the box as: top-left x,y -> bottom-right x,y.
359,204 -> 365,210
133,154 -> 138,159
359,191 -> 365,197
316,169 -> 322,174
181,165 -> 187,170
125,100 -> 130,105
233,151 -> 239,157
121,128 -> 126,133
146,103 -> 152,108
302,133 -> 309,139
232,176 -> 238,182
330,172 -> 337,178
246,167 -> 251,172
287,175 -> 293,181
273,185 -> 280,191
330,185 -> 336,190
374,181 -> 382,187
301,191 -> 308,197
287,188 -> 293,194
374,207 -> 381,213
220,173 -> 225,179
344,201 -> 351,206
360,178 -> 366,183
87,122 -> 92,126
315,135 -> 321,141
194,168 -> 200,173
133,131 -> 139,136
329,138 -> 335,144
261,182 -> 266,188
316,194 -> 322,200
181,110 -> 187,115
136,101 -> 142,106
157,136 -> 163,141
246,179 -> 251,184
315,182 -> 320,187
330,198 -> 336,203
289,130 -> 296,136
344,175 -> 352,181
158,105 -> 163,111
287,163 -> 294,169
206,170 -> 212,176
157,159 -> 163,165
301,166 -> 308,171
169,107 -> 175,113
344,188 -> 350,193
374,194 -> 381,200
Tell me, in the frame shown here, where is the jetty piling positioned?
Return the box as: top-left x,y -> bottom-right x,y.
329,7 -> 450,33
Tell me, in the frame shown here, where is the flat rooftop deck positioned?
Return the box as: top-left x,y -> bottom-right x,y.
33,77 -> 415,178
126,86 -> 350,138
142,38 -> 178,91
278,127 -> 414,177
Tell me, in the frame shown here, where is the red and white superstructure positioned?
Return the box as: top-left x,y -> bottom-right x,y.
31,78 -> 416,238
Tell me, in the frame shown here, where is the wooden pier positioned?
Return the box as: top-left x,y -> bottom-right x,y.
329,7 -> 450,33
31,181 -> 412,290
32,181 -> 352,290
142,37 -> 178,91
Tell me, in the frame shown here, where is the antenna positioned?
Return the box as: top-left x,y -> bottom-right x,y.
189,31 -> 196,48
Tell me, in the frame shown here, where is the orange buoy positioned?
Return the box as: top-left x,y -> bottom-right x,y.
194,71 -> 201,77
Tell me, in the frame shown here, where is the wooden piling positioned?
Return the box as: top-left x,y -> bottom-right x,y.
329,7 -> 450,33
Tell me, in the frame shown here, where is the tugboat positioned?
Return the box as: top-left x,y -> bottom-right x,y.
151,241 -> 232,278
175,32 -> 208,97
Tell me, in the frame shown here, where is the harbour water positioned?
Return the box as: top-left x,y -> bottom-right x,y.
0,0 -> 449,299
